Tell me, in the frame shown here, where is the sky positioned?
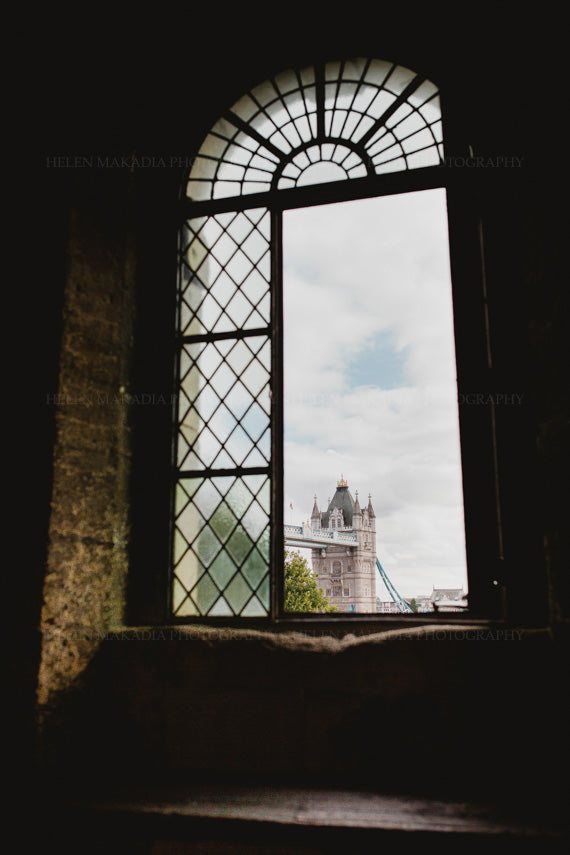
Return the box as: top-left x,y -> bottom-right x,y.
282,189 -> 468,599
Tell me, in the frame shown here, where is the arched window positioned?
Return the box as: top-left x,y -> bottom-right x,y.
170,57 -> 470,622
185,58 -> 442,201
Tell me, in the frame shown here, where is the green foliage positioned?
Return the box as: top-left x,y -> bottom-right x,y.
284,550 -> 337,613
409,597 -> 418,613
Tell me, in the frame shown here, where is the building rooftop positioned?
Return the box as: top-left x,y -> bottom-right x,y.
320,482 -> 357,529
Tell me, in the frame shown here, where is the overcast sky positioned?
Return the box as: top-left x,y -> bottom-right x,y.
282,189 -> 468,598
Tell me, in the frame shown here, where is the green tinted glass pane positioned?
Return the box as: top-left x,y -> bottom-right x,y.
175,482 -> 191,516
192,479 -> 223,519
191,574 -> 219,614
176,597 -> 200,617
209,597 -> 233,616
174,550 -> 200,592
241,503 -> 269,541
241,596 -> 267,617
172,475 -> 270,617
208,551 -> 239,589
173,528 -> 189,563
241,544 -> 270,588
226,525 -> 254,565
256,574 -> 270,610
257,526 -> 270,559
194,526 -> 222,567
209,500 -> 238,544
224,574 -> 253,613
172,578 -> 188,612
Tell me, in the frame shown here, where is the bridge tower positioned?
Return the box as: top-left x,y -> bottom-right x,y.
310,476 -> 377,612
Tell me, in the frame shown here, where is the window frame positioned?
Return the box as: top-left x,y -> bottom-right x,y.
127,63 -> 507,629
168,169 -> 504,626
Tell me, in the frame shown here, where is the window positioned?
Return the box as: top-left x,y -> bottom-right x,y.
165,56 -> 496,623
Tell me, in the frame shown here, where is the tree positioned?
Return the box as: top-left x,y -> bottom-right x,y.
409,598 -> 418,613
284,550 -> 337,613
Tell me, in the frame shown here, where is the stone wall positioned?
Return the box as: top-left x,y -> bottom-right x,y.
37,168 -> 135,710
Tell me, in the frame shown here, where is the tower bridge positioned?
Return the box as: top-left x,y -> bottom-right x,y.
285,476 -> 412,614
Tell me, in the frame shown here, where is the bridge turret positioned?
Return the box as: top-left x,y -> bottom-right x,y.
367,494 -> 376,532
310,495 -> 321,529
352,491 -> 362,531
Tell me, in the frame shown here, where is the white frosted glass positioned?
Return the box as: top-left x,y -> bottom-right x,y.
352,84 -> 377,116
396,112 -> 426,140
232,93 -> 259,121
351,114 -> 375,143
299,65 -> 315,86
406,148 -> 440,169
284,91 -> 307,119
265,100 -> 291,128
250,79 -> 279,107
292,149 -> 311,170
211,116 -> 239,140
186,180 -> 212,201
341,57 -> 368,81
190,156 -> 217,180
217,162 -> 245,181
274,68 -> 299,95
363,59 -> 393,87
374,156 -> 407,173
325,60 -> 341,81
213,181 -> 241,199
408,80 -> 439,108
331,109 -> 349,138
402,128 -> 436,154
295,114 -> 313,143
242,182 -> 270,195
225,144 -> 254,166
279,121 -> 303,149
419,96 -> 441,125
384,65 -> 416,95
366,89 -> 396,121
336,81 -> 358,109
386,102 -> 413,129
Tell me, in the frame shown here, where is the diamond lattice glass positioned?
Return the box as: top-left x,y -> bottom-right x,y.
173,208 -> 271,617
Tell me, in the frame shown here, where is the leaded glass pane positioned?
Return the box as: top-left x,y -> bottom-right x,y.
173,207 -> 272,618
172,474 -> 271,617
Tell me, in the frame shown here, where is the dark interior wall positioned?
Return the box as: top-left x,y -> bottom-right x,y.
23,12 -> 568,810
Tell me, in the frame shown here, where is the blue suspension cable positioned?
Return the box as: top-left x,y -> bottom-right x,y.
376,556 -> 413,613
